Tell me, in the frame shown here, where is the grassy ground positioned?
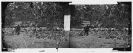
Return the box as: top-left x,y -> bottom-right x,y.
3,29 -> 69,48
69,30 -> 130,48
2,28 -> 131,48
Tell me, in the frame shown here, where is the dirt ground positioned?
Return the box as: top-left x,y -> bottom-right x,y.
3,30 -> 69,48
69,30 -> 130,48
2,28 -> 130,48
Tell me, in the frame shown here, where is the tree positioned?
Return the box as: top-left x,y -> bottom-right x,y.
4,2 -> 65,29
71,3 -> 131,29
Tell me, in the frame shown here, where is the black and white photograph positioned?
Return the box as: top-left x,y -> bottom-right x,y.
1,0 -> 132,52
2,2 -> 70,51
69,2 -> 131,49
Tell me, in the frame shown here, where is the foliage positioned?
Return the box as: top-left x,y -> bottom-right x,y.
71,3 -> 131,29
4,2 -> 65,28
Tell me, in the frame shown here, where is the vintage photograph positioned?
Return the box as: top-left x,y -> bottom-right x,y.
2,2 -> 70,51
1,1 -> 132,52
70,2 -> 131,49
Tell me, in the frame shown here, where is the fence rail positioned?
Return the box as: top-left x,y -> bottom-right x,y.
71,28 -> 129,31
2,27 -> 129,33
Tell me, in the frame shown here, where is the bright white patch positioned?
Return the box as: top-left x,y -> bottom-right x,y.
64,15 -> 70,31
